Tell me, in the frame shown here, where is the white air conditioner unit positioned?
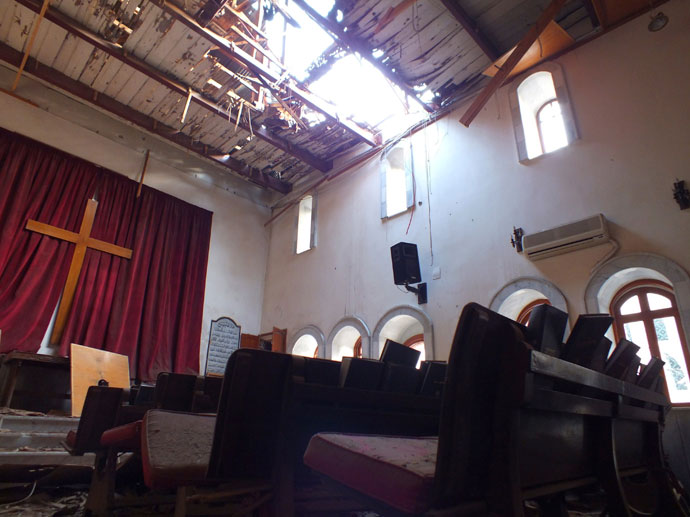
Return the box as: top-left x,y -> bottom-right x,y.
522,214 -> 610,261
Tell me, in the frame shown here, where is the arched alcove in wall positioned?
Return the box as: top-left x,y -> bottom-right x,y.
585,253 -> 690,348
490,277 -> 568,322
326,317 -> 371,361
372,305 -> 434,361
288,325 -> 326,358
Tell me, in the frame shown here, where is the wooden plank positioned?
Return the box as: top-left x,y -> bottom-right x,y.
291,0 -> 434,113
50,198 -> 99,346
6,4 -> 34,52
70,343 -> 130,417
77,49 -> 108,86
61,41 -> 94,80
121,0 -> 159,53
159,0 -> 381,147
25,219 -> 79,243
482,21 -> 574,78
34,24 -> 68,67
112,68 -> 149,105
440,0 -> 499,61
86,238 -> 133,258
14,0 -> 331,173
90,57 -> 125,92
530,351 -> 669,407
0,4 -> 18,44
0,39 -> 292,192
459,0 -> 567,128
591,0 -> 649,28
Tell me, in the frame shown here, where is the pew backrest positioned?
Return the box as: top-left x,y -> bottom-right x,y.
64,385 -> 124,455
207,349 -> 292,480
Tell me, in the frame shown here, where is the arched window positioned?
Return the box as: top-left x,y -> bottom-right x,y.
516,298 -> 551,326
331,326 -> 363,361
380,142 -> 413,219
292,334 -> 319,358
536,99 -> 568,154
404,334 -> 425,368
353,336 -> 363,359
372,306 -> 434,361
509,63 -> 578,162
611,281 -> 690,404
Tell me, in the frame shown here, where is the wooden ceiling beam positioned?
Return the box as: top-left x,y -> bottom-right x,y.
14,0 -> 331,173
440,0 -> 499,61
459,0 -> 566,128
0,41 -> 292,193
290,0 -> 435,114
159,0 -> 381,147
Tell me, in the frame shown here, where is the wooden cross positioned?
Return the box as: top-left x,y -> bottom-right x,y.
26,199 -> 133,346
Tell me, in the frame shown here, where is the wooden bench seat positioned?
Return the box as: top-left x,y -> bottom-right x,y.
140,410 -> 215,490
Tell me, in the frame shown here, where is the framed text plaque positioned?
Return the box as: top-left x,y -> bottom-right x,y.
205,317 -> 240,376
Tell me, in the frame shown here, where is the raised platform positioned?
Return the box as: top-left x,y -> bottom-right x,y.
0,410 -> 93,482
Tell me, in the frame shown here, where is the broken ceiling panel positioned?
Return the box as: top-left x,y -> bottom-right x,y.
0,0 -> 661,195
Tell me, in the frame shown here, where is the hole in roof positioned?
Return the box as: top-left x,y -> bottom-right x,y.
264,0 -> 431,140
264,0 -> 335,82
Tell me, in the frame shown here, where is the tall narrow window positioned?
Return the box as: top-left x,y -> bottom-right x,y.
537,100 -> 568,154
611,282 -> 690,404
296,195 -> 316,254
509,63 -> 578,162
381,143 -> 413,218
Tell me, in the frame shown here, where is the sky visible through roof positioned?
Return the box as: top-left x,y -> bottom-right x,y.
264,0 -> 430,140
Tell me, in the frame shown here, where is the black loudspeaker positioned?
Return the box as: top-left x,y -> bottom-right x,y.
391,242 -> 421,285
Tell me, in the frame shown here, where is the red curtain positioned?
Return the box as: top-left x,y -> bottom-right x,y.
0,129 -> 212,381
0,131 -> 100,349
60,173 -> 212,380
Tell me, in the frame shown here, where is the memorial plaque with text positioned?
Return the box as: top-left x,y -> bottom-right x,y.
205,317 -> 240,376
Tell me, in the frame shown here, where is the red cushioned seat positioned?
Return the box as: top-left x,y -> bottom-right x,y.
303,433 -> 438,514
100,420 -> 142,450
64,430 -> 77,450
141,410 -> 216,490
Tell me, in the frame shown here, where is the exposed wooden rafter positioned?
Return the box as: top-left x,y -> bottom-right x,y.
0,41 -> 292,193
14,0 -> 331,174
290,0 -> 435,114
159,0 -> 381,147
459,0 -> 566,127
440,0 -> 499,61
11,0 -> 50,91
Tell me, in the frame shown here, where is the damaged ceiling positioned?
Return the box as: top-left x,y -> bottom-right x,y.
0,0 -> 661,195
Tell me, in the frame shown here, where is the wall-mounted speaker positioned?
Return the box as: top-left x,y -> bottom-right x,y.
390,242 -> 421,285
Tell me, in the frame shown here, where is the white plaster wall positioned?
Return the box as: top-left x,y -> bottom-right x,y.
0,76 -> 271,372
261,0 -> 690,362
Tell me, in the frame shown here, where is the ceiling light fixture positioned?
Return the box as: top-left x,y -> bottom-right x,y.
648,11 -> 668,32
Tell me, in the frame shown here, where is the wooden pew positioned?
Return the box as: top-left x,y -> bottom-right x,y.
64,372 -> 223,515
138,349 -> 291,516
128,350 -> 442,515
303,303 -> 686,516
